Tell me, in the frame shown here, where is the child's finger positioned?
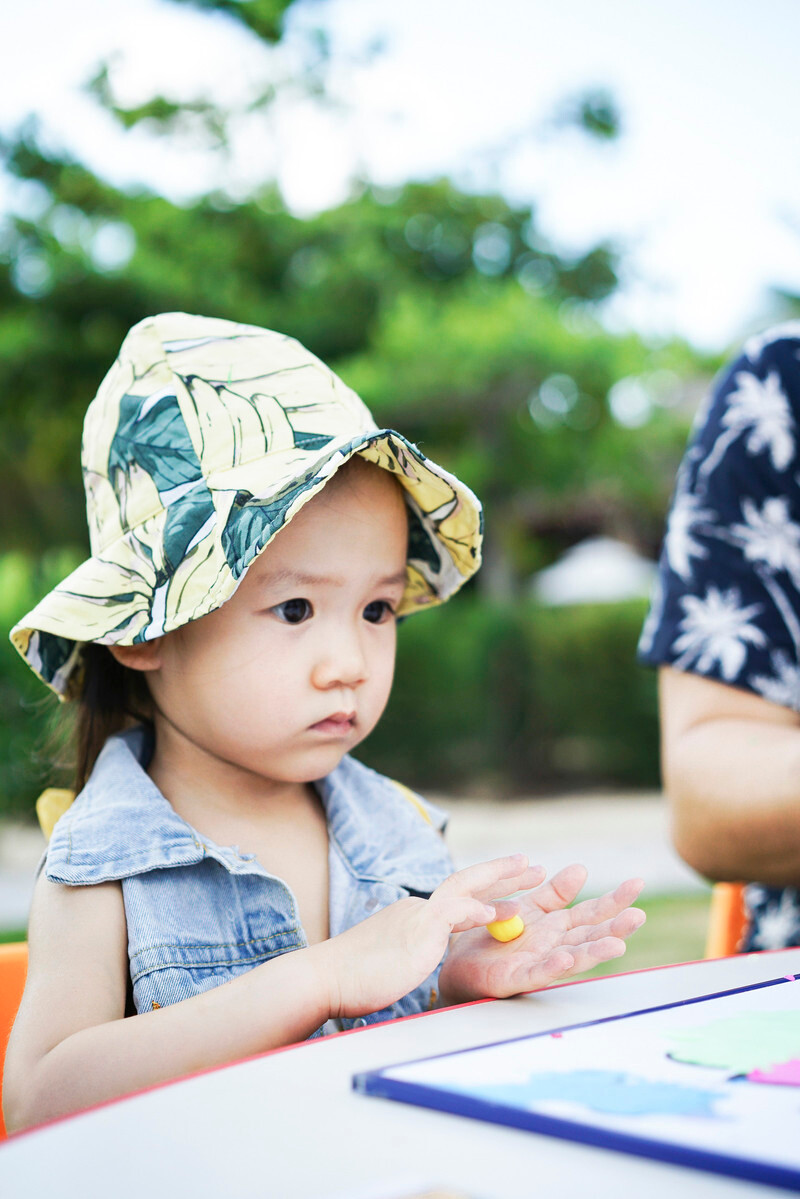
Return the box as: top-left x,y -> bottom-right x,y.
563,878 -> 645,928
487,899 -> 520,924
431,896 -> 496,933
520,863 -> 589,914
561,877 -> 647,930
561,907 -> 646,947
505,947 -> 577,993
506,934 -> 628,994
564,936 -> 628,973
434,856 -> 545,904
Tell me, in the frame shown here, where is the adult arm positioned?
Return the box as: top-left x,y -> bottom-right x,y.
660,665 -> 800,885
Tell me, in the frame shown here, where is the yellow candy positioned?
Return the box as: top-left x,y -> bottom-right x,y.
486,914 -> 525,943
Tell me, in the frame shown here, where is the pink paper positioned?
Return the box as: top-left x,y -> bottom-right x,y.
748,1058 -> 800,1086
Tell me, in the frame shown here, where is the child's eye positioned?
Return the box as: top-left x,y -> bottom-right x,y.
363,600 -> 395,624
272,598 -> 313,624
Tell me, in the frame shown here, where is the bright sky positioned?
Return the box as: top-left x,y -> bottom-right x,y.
1,0 -> 799,351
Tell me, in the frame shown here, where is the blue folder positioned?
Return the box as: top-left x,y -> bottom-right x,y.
354,977 -> 800,1193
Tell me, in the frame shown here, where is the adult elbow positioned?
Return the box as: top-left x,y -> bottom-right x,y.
668,783 -> 748,882
671,813 -> 723,881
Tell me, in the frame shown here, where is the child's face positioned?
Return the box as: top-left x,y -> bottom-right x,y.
143,462 -> 409,787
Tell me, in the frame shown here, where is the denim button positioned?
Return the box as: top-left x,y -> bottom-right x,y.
352,1017 -> 368,1028
365,897 -> 379,912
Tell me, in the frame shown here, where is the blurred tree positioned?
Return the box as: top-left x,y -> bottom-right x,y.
770,285 -> 800,322
0,0 -> 718,807
552,87 -> 622,141
171,0 -> 294,41
0,119 -> 706,590
0,136 -> 641,553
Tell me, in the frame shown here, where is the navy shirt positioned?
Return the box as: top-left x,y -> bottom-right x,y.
639,322 -> 800,950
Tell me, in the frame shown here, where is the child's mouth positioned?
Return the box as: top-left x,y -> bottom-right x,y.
310,712 -> 356,736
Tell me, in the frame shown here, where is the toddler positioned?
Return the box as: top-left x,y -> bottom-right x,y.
4,313 -> 644,1131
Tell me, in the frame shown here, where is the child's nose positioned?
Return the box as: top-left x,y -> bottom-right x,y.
311,632 -> 368,690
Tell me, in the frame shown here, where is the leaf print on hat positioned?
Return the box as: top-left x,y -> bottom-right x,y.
402,564 -> 438,608
109,391 -> 204,498
407,504 -> 441,573
221,472 -> 324,578
67,519 -> 165,641
292,430 -> 336,451
24,631 -> 82,697
10,313 -> 483,698
107,388 -> 219,640
181,375 -> 297,472
428,493 -> 481,577
357,434 -> 477,583
160,486 -> 217,575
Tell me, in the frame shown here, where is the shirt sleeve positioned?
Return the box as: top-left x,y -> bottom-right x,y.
638,327 -> 800,711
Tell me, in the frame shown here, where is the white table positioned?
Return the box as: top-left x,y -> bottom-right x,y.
3,950 -> 799,1199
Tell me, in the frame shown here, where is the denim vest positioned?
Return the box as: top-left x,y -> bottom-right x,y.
44,727 -> 452,1033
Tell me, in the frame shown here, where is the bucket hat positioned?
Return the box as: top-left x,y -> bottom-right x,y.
11,312 -> 482,699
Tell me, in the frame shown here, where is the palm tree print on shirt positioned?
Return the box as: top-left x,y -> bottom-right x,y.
698,369 -> 795,481
671,587 -> 766,680
730,496 -> 800,581
641,333 -> 800,710
640,329 -> 800,952
664,489 -> 715,582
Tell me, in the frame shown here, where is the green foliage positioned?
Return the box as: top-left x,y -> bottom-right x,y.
169,0 -> 294,42
359,598 -> 660,794
523,600 -> 660,786
590,891 -> 710,976
0,123 -> 698,578
554,88 -> 622,141
0,551 -> 80,819
361,601 -> 519,790
339,282 -> 703,590
0,0 -> 714,816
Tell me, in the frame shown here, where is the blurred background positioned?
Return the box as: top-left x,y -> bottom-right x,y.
1,0 -> 799,963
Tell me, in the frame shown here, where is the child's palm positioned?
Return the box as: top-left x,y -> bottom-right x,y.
438,865 -> 645,1004
322,856 -> 543,1018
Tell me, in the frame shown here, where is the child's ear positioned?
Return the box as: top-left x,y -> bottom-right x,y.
108,639 -> 163,673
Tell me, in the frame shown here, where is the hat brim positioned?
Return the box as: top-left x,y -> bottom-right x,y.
11,430 -> 482,698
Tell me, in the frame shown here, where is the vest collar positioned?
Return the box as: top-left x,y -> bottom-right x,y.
318,755 -> 450,893
45,726 -> 449,893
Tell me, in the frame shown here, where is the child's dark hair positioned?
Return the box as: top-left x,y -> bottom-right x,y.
73,645 -> 152,793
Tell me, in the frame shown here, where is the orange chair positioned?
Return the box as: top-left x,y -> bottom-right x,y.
705,882 -> 747,959
0,942 -> 28,1140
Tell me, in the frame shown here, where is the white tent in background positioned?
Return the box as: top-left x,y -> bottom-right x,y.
530,536 -> 657,606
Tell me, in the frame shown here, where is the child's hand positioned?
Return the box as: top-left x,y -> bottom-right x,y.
316,855 -> 544,1019
438,863 -> 646,1005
